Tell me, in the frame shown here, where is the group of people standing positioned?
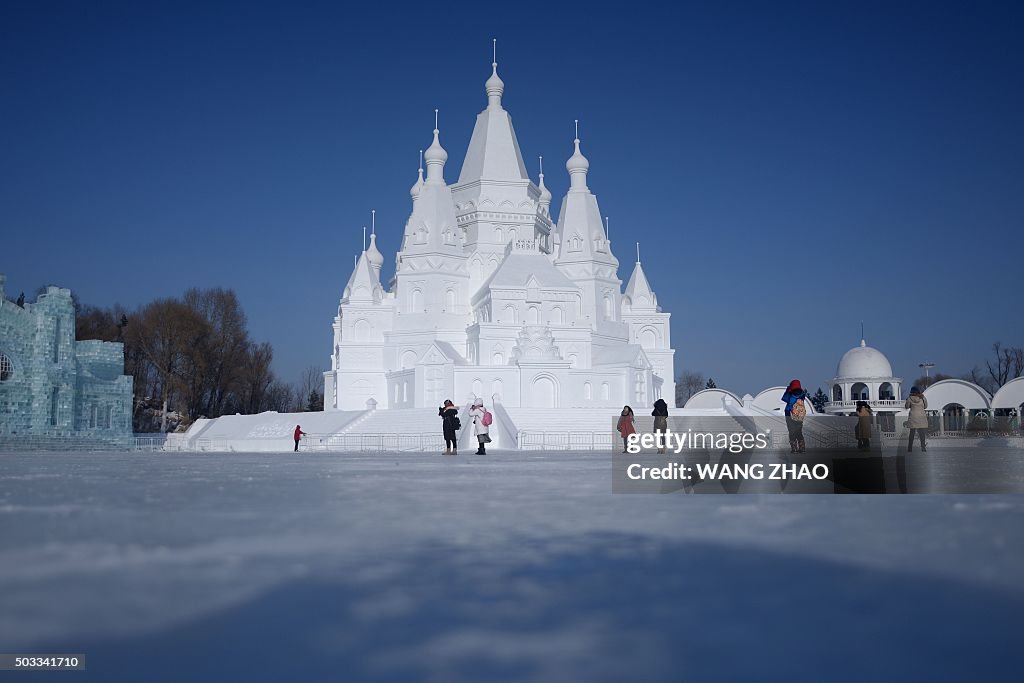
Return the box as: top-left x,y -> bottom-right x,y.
613,379 -> 932,455
783,379 -> 930,453
615,398 -> 669,453
438,398 -> 491,455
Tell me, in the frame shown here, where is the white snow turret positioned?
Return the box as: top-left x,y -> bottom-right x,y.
410,151 -> 424,203
343,249 -> 384,304
623,259 -> 657,311
555,128 -> 617,268
457,58 -> 528,183
485,61 -> 504,109
537,156 -> 552,216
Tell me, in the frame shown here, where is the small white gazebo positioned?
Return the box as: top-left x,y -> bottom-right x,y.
825,339 -> 903,415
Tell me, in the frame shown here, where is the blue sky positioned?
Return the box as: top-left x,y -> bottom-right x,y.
2,1 -> 1022,395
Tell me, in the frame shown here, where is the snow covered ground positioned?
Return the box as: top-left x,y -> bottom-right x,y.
1,450 -> 1022,681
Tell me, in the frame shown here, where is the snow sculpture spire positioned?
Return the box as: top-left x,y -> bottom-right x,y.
624,259 -> 657,311
486,39 -> 504,110
456,44 -> 528,183
554,118 -> 620,328
537,155 -> 551,213
365,209 -> 384,273
424,110 -> 447,185
366,232 -> 384,274
566,120 -> 590,192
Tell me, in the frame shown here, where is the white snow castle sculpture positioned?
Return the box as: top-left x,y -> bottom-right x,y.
325,58 -> 675,411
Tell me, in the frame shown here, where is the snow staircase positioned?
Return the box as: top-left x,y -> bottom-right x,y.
327,408 -> 451,452
337,408 -> 443,436
501,408 -> 619,450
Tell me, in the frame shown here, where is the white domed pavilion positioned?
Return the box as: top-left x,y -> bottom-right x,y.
825,338 -> 903,416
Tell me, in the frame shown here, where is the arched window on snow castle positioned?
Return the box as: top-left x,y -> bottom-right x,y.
584,382 -> 592,400
0,353 -> 13,382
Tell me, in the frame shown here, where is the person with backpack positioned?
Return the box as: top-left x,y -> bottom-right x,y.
616,406 -> 636,453
439,400 -> 460,455
470,398 -> 492,455
781,379 -> 808,453
652,398 -> 669,454
905,386 -> 929,452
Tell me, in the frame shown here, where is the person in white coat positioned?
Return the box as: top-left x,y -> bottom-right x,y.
470,399 -> 491,455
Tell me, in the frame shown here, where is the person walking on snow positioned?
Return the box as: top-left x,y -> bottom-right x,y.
293,425 -> 306,452
782,379 -> 808,453
617,406 -> 636,453
439,400 -> 460,455
652,398 -> 669,454
470,399 -> 492,455
905,386 -> 929,452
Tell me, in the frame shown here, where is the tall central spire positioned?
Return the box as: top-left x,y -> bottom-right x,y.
456,41 -> 528,184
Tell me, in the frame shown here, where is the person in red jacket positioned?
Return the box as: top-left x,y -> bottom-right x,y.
293,425 -> 307,452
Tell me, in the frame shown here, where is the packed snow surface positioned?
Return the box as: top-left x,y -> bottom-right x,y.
1,450 -> 1022,681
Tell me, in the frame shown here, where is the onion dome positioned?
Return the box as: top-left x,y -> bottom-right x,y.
365,233 -> 384,271
424,119 -> 447,184
566,136 -> 589,190
486,62 -> 504,108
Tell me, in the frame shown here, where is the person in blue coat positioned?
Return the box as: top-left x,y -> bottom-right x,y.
781,379 -> 808,453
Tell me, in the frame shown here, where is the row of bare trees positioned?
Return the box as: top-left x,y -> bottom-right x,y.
915,342 -> 1024,394
76,289 -> 323,432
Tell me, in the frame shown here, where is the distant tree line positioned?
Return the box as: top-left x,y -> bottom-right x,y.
75,288 -> 324,432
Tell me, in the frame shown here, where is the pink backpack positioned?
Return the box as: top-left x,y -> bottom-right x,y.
481,409 -> 493,426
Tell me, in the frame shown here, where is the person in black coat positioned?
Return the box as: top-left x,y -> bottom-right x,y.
439,399 -> 460,455
652,398 -> 669,453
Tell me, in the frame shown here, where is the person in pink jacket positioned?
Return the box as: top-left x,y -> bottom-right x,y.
616,406 -> 636,453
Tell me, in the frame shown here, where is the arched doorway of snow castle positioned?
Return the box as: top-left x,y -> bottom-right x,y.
532,376 -> 557,409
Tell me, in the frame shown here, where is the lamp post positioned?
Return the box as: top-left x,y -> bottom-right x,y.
918,362 -> 935,379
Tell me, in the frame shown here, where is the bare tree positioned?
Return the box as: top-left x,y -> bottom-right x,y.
236,342 -> 275,414
265,381 -> 296,413
182,288 -> 251,419
986,342 -> 1024,389
675,371 -> 706,407
126,299 -> 207,431
296,365 -> 325,412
